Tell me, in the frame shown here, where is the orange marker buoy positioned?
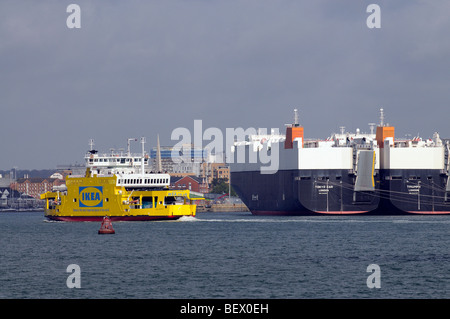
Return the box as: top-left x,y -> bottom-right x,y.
98,216 -> 115,234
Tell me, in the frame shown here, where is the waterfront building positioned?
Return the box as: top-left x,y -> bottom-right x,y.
12,177 -> 65,199
170,175 -> 209,194
150,144 -> 208,174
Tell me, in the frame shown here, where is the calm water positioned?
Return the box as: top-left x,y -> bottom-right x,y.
0,211 -> 449,299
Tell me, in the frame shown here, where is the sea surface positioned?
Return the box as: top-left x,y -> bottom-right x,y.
0,211 -> 449,299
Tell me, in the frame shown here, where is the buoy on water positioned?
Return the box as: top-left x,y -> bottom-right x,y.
98,216 -> 115,234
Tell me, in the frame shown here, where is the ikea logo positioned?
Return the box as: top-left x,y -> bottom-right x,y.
79,186 -> 103,207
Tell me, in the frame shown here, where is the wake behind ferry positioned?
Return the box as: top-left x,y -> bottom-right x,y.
41,137 -> 203,221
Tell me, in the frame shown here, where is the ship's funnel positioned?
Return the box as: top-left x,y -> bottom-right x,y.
285,109 -> 304,149
375,108 -> 394,148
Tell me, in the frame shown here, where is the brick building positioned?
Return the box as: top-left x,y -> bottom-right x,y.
12,177 -> 65,199
170,176 -> 209,194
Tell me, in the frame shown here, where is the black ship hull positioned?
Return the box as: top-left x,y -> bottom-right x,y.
378,169 -> 450,215
231,169 -> 380,216
231,169 -> 450,215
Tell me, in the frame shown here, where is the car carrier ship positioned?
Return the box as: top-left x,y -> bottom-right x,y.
41,137 -> 203,221
230,109 -> 450,215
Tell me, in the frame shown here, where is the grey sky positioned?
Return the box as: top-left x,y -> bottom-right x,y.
1,0 -> 449,169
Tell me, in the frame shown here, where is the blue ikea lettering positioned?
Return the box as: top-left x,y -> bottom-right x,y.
82,192 -> 100,201
79,186 -> 103,207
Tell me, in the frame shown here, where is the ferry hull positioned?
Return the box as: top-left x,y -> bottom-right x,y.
45,215 -> 184,222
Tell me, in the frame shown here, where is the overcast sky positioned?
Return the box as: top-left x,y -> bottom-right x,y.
1,0 -> 449,169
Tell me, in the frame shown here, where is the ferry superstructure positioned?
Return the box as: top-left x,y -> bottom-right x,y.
41,137 -> 202,221
230,109 -> 450,215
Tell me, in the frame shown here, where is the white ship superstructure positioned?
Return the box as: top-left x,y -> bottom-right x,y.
84,137 -> 170,189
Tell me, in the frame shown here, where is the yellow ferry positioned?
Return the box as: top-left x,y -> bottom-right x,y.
40,137 -> 203,221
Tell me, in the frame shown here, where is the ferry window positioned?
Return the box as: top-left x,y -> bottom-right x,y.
105,198 -> 109,202
139,179 -> 142,184
142,196 -> 153,208
165,196 -> 177,205
121,158 -> 125,164
73,198 -> 77,202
